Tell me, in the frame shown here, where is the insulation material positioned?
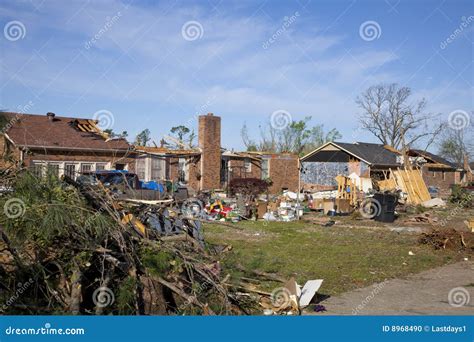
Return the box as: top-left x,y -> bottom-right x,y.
301,162 -> 349,186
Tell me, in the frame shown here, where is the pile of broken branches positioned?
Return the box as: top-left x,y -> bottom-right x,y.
0,169 -> 259,315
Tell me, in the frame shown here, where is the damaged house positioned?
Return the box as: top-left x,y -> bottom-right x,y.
406,149 -> 467,197
300,141 -> 400,189
135,114 -> 300,194
301,141 -> 467,197
1,112 -> 298,194
0,112 -> 135,176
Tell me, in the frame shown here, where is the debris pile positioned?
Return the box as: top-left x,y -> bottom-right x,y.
0,169 -> 261,315
418,229 -> 474,253
260,278 -> 324,315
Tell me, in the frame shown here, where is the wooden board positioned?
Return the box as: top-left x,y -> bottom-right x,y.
384,168 -> 431,205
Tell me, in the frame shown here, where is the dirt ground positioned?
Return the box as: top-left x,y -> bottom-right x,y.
308,260 -> 473,315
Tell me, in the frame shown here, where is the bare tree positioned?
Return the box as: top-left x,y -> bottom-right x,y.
438,117 -> 473,168
356,84 -> 443,154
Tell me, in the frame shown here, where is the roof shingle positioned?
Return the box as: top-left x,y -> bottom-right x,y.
1,112 -> 130,151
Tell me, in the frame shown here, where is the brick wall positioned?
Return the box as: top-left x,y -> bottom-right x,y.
198,114 -> 221,190
421,165 -> 459,198
228,158 -> 262,180
166,156 -> 202,191
268,154 -> 299,193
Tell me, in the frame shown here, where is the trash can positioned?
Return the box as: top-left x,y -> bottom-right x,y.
373,193 -> 397,223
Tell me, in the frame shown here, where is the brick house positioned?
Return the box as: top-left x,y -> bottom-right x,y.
1,112 -> 299,194
0,112 -> 135,177
136,114 -> 300,194
300,141 -> 465,197
407,149 -> 465,197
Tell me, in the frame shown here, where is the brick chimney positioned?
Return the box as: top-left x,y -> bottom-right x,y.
46,112 -> 56,121
198,113 -> 221,190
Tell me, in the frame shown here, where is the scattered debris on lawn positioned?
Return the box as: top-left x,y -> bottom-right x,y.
418,229 -> 474,253
259,277 -> 324,315
405,213 -> 438,224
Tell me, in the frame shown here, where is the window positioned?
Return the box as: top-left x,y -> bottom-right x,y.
65,164 -> 76,178
244,159 -> 252,173
115,163 -> 126,170
96,163 -> 107,171
151,158 -> 164,180
81,163 -> 93,174
32,162 -> 44,177
442,171 -> 446,180
261,159 -> 269,179
47,163 -> 60,177
136,157 -> 147,180
178,158 -> 188,183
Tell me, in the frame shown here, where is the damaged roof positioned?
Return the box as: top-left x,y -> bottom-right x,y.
135,146 -> 201,156
301,141 -> 400,166
1,112 -> 131,151
408,149 -> 458,169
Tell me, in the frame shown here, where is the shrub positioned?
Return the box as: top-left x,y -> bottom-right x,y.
449,185 -> 473,208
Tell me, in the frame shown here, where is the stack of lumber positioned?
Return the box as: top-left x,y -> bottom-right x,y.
377,168 -> 431,205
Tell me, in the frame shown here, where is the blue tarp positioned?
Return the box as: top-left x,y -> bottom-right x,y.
140,181 -> 165,192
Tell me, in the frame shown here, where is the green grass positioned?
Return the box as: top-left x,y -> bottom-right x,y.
204,220 -> 460,296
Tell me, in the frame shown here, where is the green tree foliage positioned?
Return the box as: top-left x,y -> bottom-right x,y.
134,129 -> 151,146
103,129 -> 128,139
169,125 -> 196,149
241,117 -> 341,156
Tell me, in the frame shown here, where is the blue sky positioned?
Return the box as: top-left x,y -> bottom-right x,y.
0,0 -> 472,150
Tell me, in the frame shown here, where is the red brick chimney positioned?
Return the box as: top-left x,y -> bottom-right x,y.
198,113 -> 221,190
